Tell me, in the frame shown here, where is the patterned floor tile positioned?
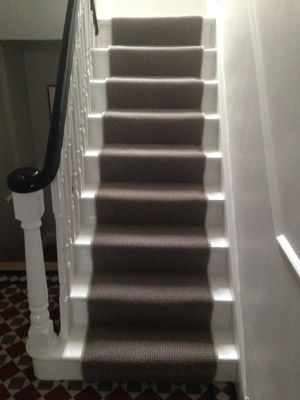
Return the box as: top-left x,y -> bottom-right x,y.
0,272 -> 238,399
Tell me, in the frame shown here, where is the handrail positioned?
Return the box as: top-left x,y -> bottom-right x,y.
7,0 -> 99,194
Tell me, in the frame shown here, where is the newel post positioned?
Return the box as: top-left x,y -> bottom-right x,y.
12,190 -> 57,356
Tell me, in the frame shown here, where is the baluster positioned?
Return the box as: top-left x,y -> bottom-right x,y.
12,191 -> 57,355
51,171 -> 69,340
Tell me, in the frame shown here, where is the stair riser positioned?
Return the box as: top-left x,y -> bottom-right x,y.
92,49 -> 217,80
88,115 -> 219,150
90,80 -> 218,114
70,298 -> 232,328
73,245 -> 228,275
84,154 -> 222,189
80,197 -> 224,232
95,18 -> 216,49
32,358 -> 237,382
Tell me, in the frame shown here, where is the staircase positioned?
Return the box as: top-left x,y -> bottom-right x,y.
8,0 -> 238,384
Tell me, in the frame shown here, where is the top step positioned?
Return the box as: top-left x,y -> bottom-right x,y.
96,18 -> 216,49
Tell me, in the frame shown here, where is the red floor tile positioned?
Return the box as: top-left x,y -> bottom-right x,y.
6,340 -> 26,358
0,361 -> 19,381
14,384 -> 41,400
136,388 -> 163,400
44,385 -> 72,400
75,385 -> 102,400
106,387 -> 133,400
0,384 -> 10,400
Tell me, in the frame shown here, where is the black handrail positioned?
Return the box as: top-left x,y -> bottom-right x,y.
7,0 -> 99,194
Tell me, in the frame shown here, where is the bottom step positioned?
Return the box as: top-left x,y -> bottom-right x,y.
30,325 -> 238,382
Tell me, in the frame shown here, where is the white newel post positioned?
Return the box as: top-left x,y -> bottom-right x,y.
12,190 -> 57,356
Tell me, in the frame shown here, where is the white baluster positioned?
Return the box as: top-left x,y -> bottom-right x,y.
12,191 -> 57,356
51,167 -> 71,341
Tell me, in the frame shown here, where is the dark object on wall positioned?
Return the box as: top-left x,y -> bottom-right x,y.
47,85 -> 56,118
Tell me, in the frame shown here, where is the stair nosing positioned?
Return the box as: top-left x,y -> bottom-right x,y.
85,148 -> 222,158
81,185 -> 225,201
70,271 -> 233,303
74,226 -> 228,248
90,77 -> 218,84
45,324 -> 238,363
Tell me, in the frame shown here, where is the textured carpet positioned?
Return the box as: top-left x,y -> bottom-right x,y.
0,272 -> 238,399
82,16 -> 217,382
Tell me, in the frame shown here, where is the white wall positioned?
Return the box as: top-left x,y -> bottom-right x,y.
251,0 -> 300,255
0,0 -> 67,40
96,0 -> 207,17
218,0 -> 300,399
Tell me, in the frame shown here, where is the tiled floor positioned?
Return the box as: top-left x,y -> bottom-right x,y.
0,272 -> 238,400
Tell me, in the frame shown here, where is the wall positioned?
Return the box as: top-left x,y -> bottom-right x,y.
0,41 -> 61,261
251,0 -> 300,255
218,0 -> 300,399
96,0 -> 207,17
24,42 -> 61,168
0,43 -> 36,261
24,41 -> 62,241
0,0 -> 67,40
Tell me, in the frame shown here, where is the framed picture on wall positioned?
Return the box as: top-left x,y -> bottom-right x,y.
47,85 -> 56,118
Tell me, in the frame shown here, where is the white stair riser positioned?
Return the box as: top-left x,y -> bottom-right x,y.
84,153 -> 222,190
90,80 -> 218,115
80,197 -> 224,234
70,297 -> 232,328
95,18 -> 216,49
92,48 -> 217,81
33,357 -> 237,382
73,244 -> 228,275
88,114 -> 219,151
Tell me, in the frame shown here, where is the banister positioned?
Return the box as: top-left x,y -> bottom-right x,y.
7,0 -> 98,194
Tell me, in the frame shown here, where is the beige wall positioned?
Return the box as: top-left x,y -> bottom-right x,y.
218,1 -> 300,398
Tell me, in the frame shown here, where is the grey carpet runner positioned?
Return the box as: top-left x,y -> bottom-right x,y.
82,16 -> 217,382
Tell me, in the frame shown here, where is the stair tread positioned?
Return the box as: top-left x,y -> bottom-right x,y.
110,45 -> 204,51
86,145 -> 221,157
71,272 -> 232,303
56,324 -> 238,362
75,226 -> 228,247
103,77 -> 207,84
89,111 -> 219,118
82,184 -> 224,200
103,109 -> 206,117
89,183 -> 209,199
94,225 -> 209,245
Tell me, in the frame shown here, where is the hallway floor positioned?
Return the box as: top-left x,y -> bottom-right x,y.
0,272 -> 237,400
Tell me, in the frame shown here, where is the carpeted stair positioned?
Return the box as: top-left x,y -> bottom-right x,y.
82,16 -> 217,382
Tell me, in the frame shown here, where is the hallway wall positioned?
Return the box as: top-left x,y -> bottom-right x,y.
0,41 -> 61,261
0,0 -> 67,40
250,0 -> 300,256
218,1 -> 300,399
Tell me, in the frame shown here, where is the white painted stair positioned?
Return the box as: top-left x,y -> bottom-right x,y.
28,12 -> 238,382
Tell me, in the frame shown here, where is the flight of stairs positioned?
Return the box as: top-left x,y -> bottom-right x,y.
33,15 -> 238,383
